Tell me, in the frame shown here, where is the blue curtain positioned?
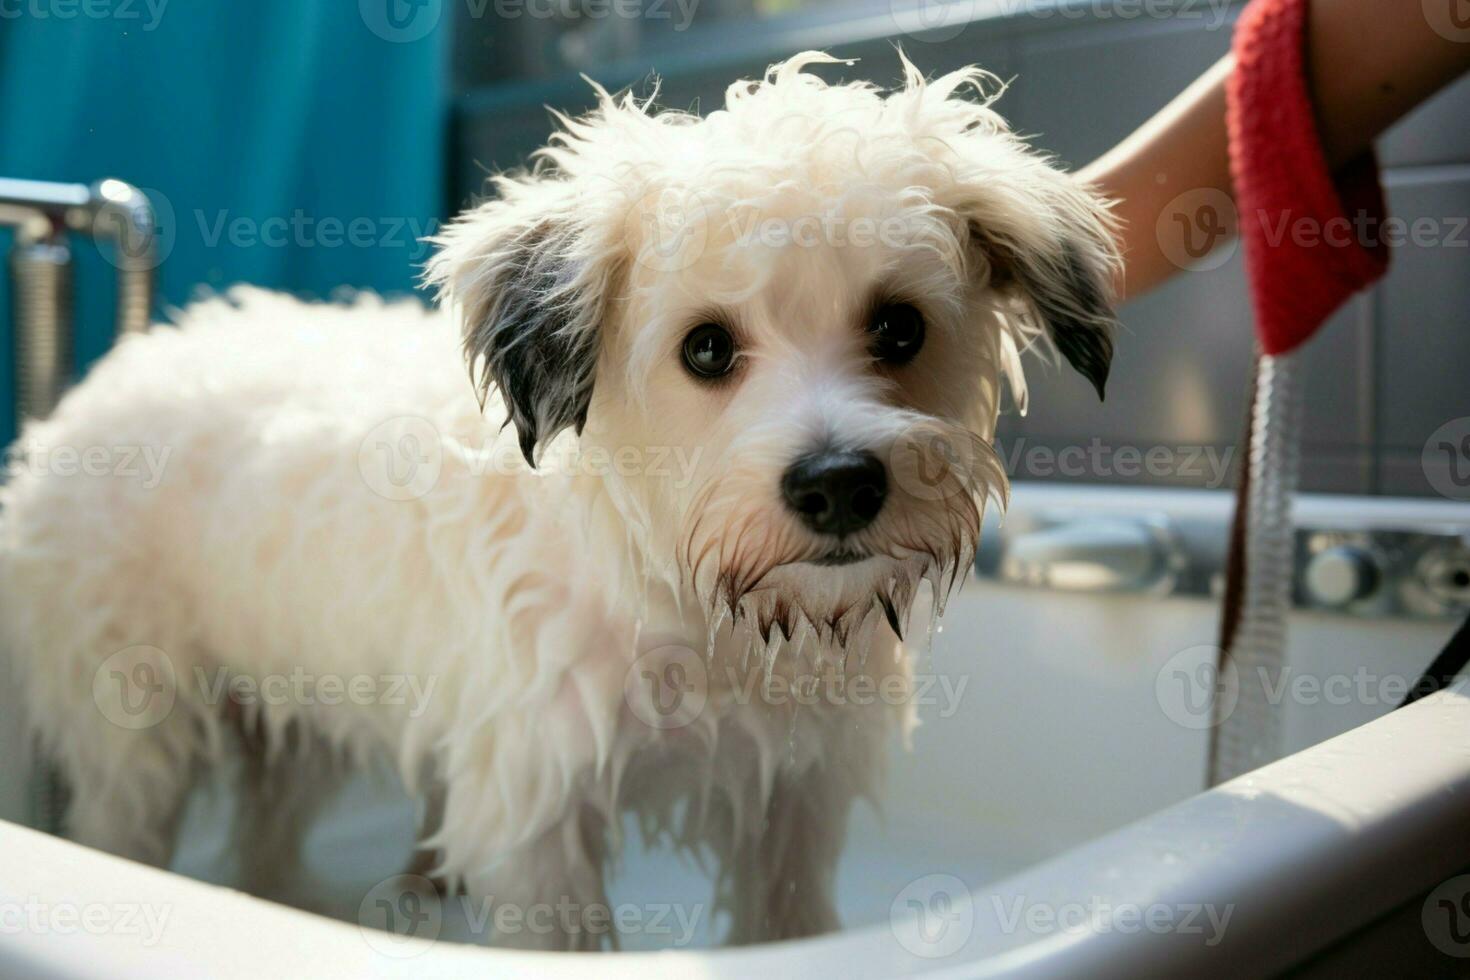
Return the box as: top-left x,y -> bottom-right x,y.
0,0 -> 449,442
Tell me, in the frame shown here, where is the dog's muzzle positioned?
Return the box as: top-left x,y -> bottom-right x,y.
781,449 -> 888,541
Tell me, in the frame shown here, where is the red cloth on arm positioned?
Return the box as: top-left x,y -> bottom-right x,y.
1227,0 -> 1391,356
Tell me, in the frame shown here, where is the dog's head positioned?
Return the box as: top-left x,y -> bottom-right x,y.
427,52 -> 1119,647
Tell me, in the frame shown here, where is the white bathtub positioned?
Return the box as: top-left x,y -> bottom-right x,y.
3,485 -> 1469,977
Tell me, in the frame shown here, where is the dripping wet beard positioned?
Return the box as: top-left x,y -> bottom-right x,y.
678,421 -> 1006,655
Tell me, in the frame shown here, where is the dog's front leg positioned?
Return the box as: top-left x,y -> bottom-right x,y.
464,806 -> 611,952
724,772 -> 849,944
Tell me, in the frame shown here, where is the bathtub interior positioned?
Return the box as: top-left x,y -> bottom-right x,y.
158,582 -> 1218,949
58,491 -> 1450,952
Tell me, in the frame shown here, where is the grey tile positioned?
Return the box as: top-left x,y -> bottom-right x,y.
1007,236 -> 1374,492
1015,249 -> 1255,449
1298,449 -> 1375,495
1379,452 -> 1438,498
1375,171 -> 1470,491
1010,16 -> 1235,170
1297,294 -> 1375,469
1379,74 -> 1470,170
453,37 -> 1014,201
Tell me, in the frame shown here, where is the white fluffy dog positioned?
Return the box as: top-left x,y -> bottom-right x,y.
0,52 -> 1117,949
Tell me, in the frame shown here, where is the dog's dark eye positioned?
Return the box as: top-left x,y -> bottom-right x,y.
867,303 -> 925,365
682,323 -> 736,380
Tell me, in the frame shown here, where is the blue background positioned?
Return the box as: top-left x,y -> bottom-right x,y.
0,0 -> 449,442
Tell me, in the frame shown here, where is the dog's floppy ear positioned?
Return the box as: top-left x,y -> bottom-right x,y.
425,182 -> 617,467
970,177 -> 1121,401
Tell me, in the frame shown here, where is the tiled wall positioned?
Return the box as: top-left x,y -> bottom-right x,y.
454,3 -> 1470,496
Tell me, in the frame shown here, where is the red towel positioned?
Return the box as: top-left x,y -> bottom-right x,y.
1227,0 -> 1391,356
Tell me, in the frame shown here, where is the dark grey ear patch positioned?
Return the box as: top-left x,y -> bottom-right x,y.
1021,243 -> 1115,401
464,230 -> 599,467
975,226 -> 1117,401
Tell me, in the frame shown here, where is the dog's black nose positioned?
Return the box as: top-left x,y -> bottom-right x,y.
781,450 -> 888,537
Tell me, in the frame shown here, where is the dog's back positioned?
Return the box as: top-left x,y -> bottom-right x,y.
0,287 -> 512,864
